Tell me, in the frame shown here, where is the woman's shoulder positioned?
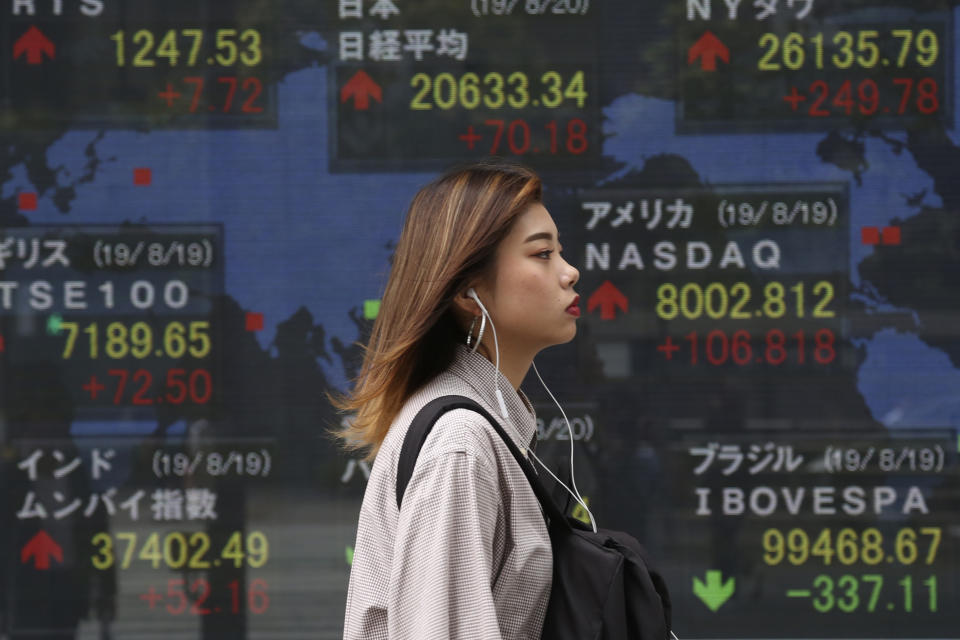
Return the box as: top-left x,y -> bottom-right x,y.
381,372 -> 501,470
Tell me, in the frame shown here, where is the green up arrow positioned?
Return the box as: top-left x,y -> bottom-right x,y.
693,570 -> 735,612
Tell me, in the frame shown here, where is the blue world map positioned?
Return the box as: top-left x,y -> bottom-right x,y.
2,5 -> 960,638
5,21 -> 958,432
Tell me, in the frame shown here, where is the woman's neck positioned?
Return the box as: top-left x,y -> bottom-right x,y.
476,341 -> 534,390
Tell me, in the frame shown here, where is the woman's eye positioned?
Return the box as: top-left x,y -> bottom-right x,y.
535,249 -> 553,259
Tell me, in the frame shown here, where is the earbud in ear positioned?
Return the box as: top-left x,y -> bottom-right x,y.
463,287 -> 509,421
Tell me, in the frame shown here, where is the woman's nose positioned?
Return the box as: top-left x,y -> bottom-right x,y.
563,259 -> 579,287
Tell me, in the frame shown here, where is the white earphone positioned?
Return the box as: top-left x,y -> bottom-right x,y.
466,288 -> 510,421
466,287 -> 596,532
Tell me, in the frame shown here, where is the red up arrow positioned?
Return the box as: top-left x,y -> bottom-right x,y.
340,70 -> 382,111
688,30 -> 729,71
21,530 -> 63,570
13,26 -> 56,65
587,281 -> 628,321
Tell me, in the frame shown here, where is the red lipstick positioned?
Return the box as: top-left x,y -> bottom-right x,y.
566,296 -> 580,317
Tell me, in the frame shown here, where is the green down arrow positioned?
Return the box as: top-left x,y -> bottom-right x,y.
693,570 -> 735,611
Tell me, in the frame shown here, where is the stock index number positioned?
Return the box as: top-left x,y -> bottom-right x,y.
60,320 -> 211,360
92,531 -> 268,570
803,574 -> 939,614
655,280 -> 836,321
410,70 -> 587,110
758,29 -> 939,71
764,527 -> 942,566
110,28 -> 263,67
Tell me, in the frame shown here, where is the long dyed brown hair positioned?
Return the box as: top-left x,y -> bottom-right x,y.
335,161 -> 542,459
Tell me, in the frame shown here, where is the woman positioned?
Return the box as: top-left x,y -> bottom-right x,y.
339,161 -> 580,639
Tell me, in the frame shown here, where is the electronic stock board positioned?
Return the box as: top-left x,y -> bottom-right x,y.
0,0 -> 958,638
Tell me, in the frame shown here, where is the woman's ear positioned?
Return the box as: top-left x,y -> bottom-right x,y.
451,287 -> 480,318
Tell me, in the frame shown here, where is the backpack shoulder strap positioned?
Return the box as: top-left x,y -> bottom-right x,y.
395,394 -> 569,529
396,395 -> 477,510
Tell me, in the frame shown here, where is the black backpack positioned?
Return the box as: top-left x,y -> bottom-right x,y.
396,395 -> 674,640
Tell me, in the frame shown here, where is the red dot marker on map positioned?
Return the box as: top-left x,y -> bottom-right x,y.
881,226 -> 901,245
860,226 -> 880,246
18,192 -> 37,211
133,167 -> 152,186
246,311 -> 264,332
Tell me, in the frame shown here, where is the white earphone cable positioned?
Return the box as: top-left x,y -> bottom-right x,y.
468,289 -> 597,532
532,361 -> 597,532
468,292 -> 510,421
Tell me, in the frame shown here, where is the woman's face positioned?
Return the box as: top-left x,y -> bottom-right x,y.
475,203 -> 580,357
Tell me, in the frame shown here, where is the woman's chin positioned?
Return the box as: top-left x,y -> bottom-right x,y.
552,325 -> 579,346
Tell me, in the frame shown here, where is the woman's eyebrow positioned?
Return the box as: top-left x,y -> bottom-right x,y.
523,231 -> 555,243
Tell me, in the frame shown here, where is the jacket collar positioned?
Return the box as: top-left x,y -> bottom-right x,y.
448,344 -> 538,452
